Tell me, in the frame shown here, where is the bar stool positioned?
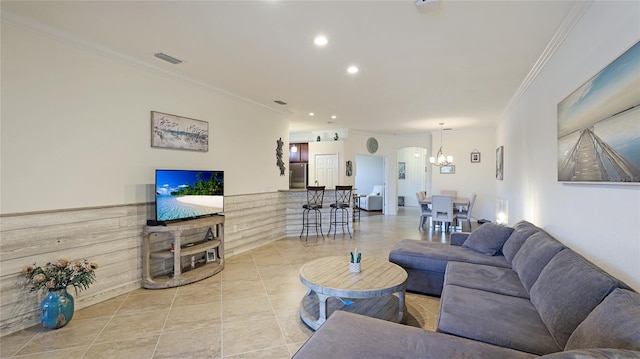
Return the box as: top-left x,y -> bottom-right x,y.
327,185 -> 353,239
300,186 -> 325,240
352,193 -> 361,222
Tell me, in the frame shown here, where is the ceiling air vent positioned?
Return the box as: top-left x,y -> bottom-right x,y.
154,52 -> 183,65
274,100 -> 287,105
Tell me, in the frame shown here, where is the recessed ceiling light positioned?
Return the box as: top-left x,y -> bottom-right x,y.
314,35 -> 328,46
309,112 -> 315,116
347,65 -> 359,74
331,115 -> 337,119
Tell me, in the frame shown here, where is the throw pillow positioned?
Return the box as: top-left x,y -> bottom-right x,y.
462,223 -> 514,256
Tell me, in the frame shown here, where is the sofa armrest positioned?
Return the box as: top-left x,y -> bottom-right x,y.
450,232 -> 470,246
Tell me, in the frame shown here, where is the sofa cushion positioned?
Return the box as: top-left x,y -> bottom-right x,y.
450,232 -> 469,246
292,311 -> 537,359
437,285 -> 561,355
389,239 -> 510,274
444,262 -> 530,299
462,223 -> 514,255
539,349 -> 640,358
565,289 -> 640,351
502,221 -> 540,263
512,231 -> 565,291
530,250 -> 624,349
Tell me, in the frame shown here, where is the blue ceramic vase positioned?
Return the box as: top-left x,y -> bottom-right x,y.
40,288 -> 74,329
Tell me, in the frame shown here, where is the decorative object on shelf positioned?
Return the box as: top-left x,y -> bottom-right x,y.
557,41 -> 640,184
276,137 -> 285,176
334,132 -> 339,140
496,146 -> 504,180
398,162 -> 406,180
206,249 -> 218,263
151,111 -> 208,152
471,150 -> 481,163
440,165 -> 455,174
22,259 -> 98,329
349,248 -> 361,273
316,135 -> 321,142
366,137 -> 378,154
346,160 -> 353,176
430,122 -> 453,166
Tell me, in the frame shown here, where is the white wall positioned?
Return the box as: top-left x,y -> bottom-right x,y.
497,1 -> 640,290
397,147 -> 428,207
1,20 -> 290,214
432,128 -> 496,222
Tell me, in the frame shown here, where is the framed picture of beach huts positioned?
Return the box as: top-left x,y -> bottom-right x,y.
557,41 -> 640,184
151,111 -> 209,152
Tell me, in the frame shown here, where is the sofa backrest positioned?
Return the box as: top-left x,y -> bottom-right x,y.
370,185 -> 384,196
564,288 -> 640,351
529,250 -> 629,349
502,220 -> 540,263
512,230 -> 565,291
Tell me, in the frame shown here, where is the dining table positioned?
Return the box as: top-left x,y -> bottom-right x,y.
420,196 -> 470,207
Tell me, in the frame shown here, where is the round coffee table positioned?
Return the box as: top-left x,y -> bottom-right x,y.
299,256 -> 407,330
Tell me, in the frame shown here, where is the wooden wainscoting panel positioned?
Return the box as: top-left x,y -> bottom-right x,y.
0,193 -> 288,335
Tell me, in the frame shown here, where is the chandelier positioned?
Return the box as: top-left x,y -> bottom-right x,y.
430,123 -> 453,166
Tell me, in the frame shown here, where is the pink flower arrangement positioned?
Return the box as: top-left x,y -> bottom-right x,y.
22,259 -> 98,294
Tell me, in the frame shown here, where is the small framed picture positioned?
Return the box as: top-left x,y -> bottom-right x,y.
398,162 -> 406,180
206,249 -> 217,263
440,165 -> 455,174
471,151 -> 481,163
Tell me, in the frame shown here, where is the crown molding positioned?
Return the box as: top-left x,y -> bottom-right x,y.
500,1 -> 593,119
1,10 -> 291,117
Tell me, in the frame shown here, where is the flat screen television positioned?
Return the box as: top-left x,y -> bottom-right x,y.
154,169 -> 224,224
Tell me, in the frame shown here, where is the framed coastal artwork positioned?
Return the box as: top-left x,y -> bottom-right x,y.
557,41 -> 640,184
151,111 -> 209,152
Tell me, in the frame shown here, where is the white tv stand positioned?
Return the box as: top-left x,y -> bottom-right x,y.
142,215 -> 224,289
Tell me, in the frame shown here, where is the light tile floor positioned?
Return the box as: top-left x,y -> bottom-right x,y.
1,207 -> 472,358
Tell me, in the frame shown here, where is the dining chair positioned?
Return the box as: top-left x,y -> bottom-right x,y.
431,195 -> 457,232
416,192 -> 432,230
455,192 -> 476,231
327,185 -> 353,239
300,186 -> 325,240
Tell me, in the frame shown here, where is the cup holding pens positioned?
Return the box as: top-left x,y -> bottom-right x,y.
349,262 -> 361,273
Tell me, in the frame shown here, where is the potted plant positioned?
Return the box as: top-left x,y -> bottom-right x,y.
22,259 -> 98,329
349,248 -> 361,273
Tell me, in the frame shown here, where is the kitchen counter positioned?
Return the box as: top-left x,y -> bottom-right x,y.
280,188 -> 355,238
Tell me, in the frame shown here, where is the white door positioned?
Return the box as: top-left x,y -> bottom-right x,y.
315,154 -> 338,188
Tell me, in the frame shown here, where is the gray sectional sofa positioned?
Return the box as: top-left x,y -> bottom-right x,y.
293,221 -> 640,358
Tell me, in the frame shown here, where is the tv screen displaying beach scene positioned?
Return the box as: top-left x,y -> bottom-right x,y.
155,169 -> 224,222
